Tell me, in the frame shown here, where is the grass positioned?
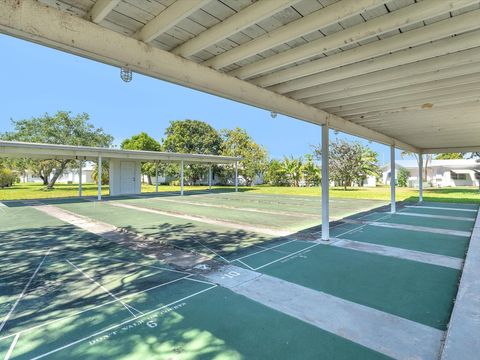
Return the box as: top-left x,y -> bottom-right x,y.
0,183 -> 479,203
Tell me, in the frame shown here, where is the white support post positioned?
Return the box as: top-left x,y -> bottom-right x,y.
234,161 -> 238,192
208,165 -> 212,191
321,124 -> 329,241
97,155 -> 102,201
180,160 -> 184,196
78,160 -> 82,197
418,154 -> 423,203
155,161 -> 159,193
390,145 -> 396,213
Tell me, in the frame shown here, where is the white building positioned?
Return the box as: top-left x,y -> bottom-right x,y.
382,159 -> 480,188
19,162 -> 95,184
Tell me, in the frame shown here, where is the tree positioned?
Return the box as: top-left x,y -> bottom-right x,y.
314,140 -> 380,190
397,167 -> 410,187
302,154 -> 321,186
435,153 -> 464,160
264,159 -> 288,186
221,128 -> 268,186
283,156 -> 303,187
1,111 -> 113,188
121,132 -> 161,185
91,161 -> 109,185
401,151 -> 432,182
163,120 -> 222,184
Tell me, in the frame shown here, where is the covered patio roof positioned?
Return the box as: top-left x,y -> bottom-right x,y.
1,0 -> 479,154
0,140 -> 241,164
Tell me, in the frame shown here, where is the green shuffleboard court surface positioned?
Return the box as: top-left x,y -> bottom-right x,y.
382,213 -> 474,232
400,206 -> 478,219
239,244 -> 460,330
0,204 -> 393,360
335,224 -> 470,258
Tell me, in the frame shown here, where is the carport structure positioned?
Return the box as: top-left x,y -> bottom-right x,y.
1,0 -> 480,358
0,140 -> 241,198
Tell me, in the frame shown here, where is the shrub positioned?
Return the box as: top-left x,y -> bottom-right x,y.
397,168 -> 410,187
0,168 -> 16,188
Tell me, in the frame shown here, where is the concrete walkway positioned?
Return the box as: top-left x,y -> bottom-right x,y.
441,209 -> 480,360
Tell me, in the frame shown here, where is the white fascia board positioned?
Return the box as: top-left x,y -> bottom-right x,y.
0,0 -> 418,153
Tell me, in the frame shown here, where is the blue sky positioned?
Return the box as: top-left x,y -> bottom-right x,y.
0,34 -> 401,164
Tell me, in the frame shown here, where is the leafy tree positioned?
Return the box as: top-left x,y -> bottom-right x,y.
264,159 -> 288,186
121,132 -> 161,185
163,120 -> 222,183
397,167 -> 410,187
283,156 -> 303,187
314,140 -> 380,190
401,151 -> 432,181
221,128 -> 268,186
303,154 -> 321,186
1,111 -> 113,188
435,153 -> 464,160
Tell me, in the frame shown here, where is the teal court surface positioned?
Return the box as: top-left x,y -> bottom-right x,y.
0,192 -> 478,359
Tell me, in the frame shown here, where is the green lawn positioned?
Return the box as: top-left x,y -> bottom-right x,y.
0,183 -> 479,203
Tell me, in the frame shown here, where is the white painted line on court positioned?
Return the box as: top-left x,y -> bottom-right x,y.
66,259 -> 142,317
230,240 -> 297,262
397,211 -> 475,222
235,259 -> 256,271
333,214 -> 392,239
0,248 -> 52,333
3,333 -> 19,360
324,238 -> 463,270
31,285 -> 217,360
0,275 -> 194,342
369,222 -> 471,237
253,243 -> 320,270
405,205 -> 477,212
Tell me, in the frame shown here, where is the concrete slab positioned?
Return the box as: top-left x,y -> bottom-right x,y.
324,238 -> 463,270
441,209 -> 480,360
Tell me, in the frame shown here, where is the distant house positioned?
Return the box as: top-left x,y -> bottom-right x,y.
381,159 -> 480,187
19,162 -> 94,184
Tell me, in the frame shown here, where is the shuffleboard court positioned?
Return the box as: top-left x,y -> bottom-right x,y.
381,213 -> 475,232
0,204 -> 394,360
400,206 -> 478,219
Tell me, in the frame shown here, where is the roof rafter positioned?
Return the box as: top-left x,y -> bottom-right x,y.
172,0 -> 301,58
288,48 -> 480,100
231,0 -> 478,80
134,0 -> 210,43
0,0 -> 419,153
255,9 -> 480,88
203,0 -> 386,70
87,0 -> 121,23
270,29 -> 480,94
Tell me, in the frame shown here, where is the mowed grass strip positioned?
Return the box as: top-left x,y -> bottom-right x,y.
258,246 -> 460,330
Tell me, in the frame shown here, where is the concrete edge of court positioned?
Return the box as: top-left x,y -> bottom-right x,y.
441,208 -> 480,360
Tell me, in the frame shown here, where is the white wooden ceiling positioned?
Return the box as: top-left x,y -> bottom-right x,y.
5,0 -> 480,152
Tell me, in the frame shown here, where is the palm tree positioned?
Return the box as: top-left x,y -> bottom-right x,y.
283,156 -> 303,187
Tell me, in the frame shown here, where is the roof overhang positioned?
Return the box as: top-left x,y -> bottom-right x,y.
0,0 -> 479,154
0,141 -> 241,164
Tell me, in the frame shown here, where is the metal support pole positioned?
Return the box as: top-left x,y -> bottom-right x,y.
78,160 -> 83,197
390,145 -> 396,213
234,161 -> 238,192
418,154 -> 423,203
155,161 -> 159,193
208,165 -> 212,191
97,155 -> 102,201
180,160 -> 184,196
321,124 -> 329,241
